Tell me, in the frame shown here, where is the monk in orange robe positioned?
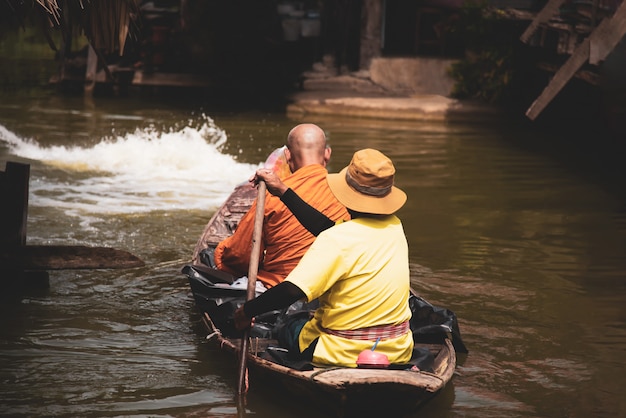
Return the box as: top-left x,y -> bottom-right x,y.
214,124 -> 350,288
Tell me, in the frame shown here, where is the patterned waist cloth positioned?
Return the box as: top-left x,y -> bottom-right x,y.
322,321 -> 410,340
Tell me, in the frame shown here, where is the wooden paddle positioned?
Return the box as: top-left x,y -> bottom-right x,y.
237,180 -> 266,395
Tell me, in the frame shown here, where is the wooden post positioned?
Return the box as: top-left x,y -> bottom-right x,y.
0,162 -> 48,288
0,161 -> 144,289
360,0 -> 383,70
0,162 -> 30,249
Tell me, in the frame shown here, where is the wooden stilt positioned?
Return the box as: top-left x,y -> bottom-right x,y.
0,162 -> 30,249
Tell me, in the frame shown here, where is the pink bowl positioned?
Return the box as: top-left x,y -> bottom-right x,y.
356,350 -> 390,368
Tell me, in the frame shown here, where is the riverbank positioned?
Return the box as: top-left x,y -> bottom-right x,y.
286,59 -> 502,123
288,90 -> 500,123
284,60 -> 626,143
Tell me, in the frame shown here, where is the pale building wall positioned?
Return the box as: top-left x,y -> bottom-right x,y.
369,57 -> 458,97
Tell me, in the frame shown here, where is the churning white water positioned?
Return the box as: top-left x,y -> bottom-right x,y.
0,116 -> 259,218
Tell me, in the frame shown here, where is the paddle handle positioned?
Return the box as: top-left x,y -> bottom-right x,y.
237,180 -> 266,395
245,181 -> 266,301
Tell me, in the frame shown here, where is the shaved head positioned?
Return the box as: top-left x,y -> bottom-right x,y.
285,123 -> 331,171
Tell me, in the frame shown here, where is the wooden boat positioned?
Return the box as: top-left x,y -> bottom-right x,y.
183,156 -> 467,417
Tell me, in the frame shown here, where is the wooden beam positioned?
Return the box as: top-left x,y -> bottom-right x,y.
589,2 -> 626,64
0,245 -> 144,270
520,0 -> 568,44
526,2 -> 626,120
526,38 -> 591,120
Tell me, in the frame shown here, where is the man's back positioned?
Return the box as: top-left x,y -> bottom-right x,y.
213,123 -> 349,288
259,164 -> 349,287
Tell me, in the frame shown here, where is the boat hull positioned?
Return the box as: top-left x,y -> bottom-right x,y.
184,161 -> 464,417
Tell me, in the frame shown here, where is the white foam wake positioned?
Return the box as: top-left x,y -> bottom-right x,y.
0,115 -> 259,218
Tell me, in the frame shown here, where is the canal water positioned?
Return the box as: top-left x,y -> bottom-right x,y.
0,86 -> 625,418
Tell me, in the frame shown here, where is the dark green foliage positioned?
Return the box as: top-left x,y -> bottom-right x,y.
449,46 -> 515,103
447,4 -> 530,104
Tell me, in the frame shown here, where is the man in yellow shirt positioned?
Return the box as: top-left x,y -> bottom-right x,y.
234,149 -> 413,367
213,123 -> 349,289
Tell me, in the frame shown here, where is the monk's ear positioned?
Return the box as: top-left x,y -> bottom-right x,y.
324,146 -> 331,165
284,147 -> 296,171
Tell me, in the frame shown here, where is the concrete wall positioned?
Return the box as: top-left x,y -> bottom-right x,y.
369,57 -> 458,96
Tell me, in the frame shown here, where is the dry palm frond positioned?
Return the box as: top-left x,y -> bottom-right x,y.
35,1 -> 62,24
33,0 -> 140,55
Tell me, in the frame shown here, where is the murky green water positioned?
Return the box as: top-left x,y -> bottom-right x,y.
1,54 -> 625,417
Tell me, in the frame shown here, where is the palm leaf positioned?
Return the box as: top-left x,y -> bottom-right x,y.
5,0 -> 141,55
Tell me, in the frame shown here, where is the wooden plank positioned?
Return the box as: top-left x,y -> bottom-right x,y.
0,162 -> 30,248
520,0 -> 568,44
526,2 -> 626,120
0,245 -> 145,270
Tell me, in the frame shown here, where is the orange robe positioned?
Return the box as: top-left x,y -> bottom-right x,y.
214,164 -> 349,288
